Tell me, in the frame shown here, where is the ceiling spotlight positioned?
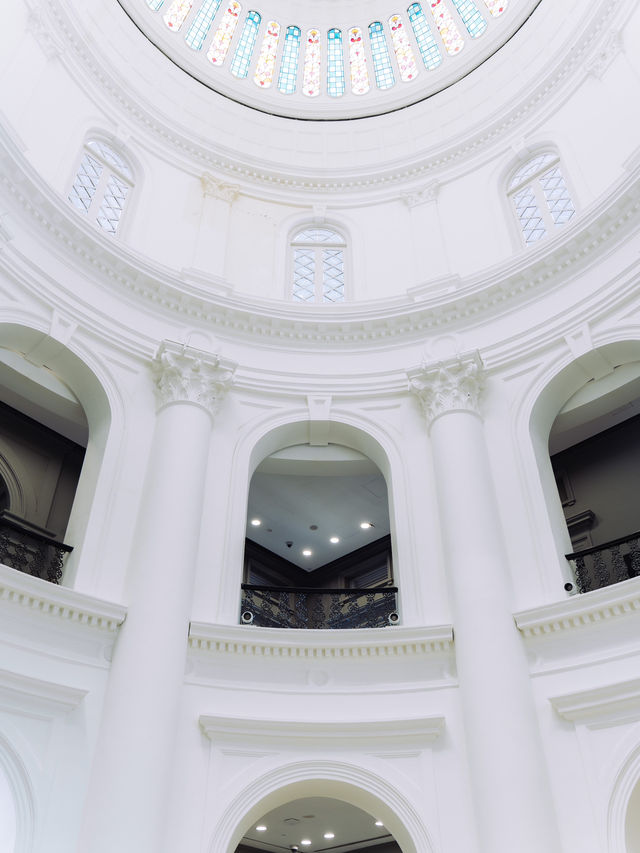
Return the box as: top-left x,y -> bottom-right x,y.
255,825 -> 267,832
329,536 -> 340,544
250,518 -> 261,526
360,521 -> 374,529
302,549 -> 312,556
375,820 -> 384,827
323,832 -> 335,839
301,841 -> 312,847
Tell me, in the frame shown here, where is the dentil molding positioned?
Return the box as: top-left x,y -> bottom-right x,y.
152,340 -> 236,417
407,352 -> 485,427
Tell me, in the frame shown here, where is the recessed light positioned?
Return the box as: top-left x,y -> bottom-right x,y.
301,841 -> 312,846
250,519 -> 261,526
375,820 -> 384,827
329,536 -> 340,544
323,832 -> 335,839
360,521 -> 374,529
256,825 -> 267,831
302,549 -> 312,556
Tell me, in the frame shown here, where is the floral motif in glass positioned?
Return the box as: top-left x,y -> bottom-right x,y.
207,1 -> 242,64
428,0 -> 464,56
407,4 -> 441,70
450,0 -> 487,38
368,22 -> 395,89
302,29 -> 321,97
482,0 -> 508,16
388,15 -> 419,82
327,29 -> 345,97
254,20 -> 280,88
277,26 -> 301,94
231,10 -> 261,78
162,0 -> 193,31
185,0 -> 222,50
348,28 -> 370,95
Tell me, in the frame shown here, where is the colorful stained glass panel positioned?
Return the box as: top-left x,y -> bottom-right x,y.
302,29 -> 321,97
162,0 -> 192,31
327,29 -> 345,97
368,22 -> 395,89
482,0 -> 508,16
408,4 -> 442,70
146,0 -> 164,10
450,0 -> 487,38
185,0 -> 222,50
428,0 -> 465,55
348,28 -> 370,95
207,1 -> 242,64
254,20 -> 280,88
277,25 -> 301,94
231,10 -> 261,78
388,15 -> 419,82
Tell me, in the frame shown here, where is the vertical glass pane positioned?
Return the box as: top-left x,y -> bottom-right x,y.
322,249 -> 345,303
254,20 -> 280,88
539,167 -> 575,225
349,27 -> 370,95
450,0 -> 487,38
96,176 -> 129,235
509,153 -> 556,189
407,3 -> 442,71
327,29 -> 345,97
428,0 -> 465,56
185,0 -> 222,50
207,0 -> 242,65
302,29 -> 321,97
231,10 -> 261,78
68,154 -> 103,214
513,186 -> 546,244
388,15 -> 419,82
482,0 -> 508,16
86,141 -> 132,180
368,22 -> 395,90
293,249 -> 316,301
162,0 -> 193,31
146,0 -> 165,10
277,25 -> 301,94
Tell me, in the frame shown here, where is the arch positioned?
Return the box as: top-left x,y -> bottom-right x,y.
208,759 -> 435,853
607,730 -> 640,853
0,728 -> 37,853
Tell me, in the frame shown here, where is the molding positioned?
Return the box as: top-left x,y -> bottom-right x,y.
587,29 -> 624,79
550,677 -> 640,726
0,668 -> 87,713
0,563 -> 126,632
199,714 -> 445,744
403,183 -> 440,209
515,576 -> 640,639
188,622 -> 454,658
200,173 -> 239,203
152,340 -> 237,417
407,352 -> 484,427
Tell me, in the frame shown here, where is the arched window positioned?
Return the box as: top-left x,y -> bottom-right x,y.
291,226 -> 346,303
507,152 -> 575,245
68,139 -> 133,235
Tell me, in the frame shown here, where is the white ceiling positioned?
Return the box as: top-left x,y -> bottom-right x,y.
246,445 -> 390,570
237,796 -> 397,853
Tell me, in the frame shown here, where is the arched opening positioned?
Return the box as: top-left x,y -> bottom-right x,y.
626,776 -> 640,853
540,345 -> 640,594
241,441 -> 397,629
235,796 -> 401,853
0,765 -> 17,852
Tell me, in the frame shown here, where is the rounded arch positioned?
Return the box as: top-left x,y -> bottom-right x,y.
607,731 -> 640,853
208,759 -> 436,853
0,728 -> 37,853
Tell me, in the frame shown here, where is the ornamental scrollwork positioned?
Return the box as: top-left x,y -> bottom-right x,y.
152,341 -> 236,418
407,351 -> 485,428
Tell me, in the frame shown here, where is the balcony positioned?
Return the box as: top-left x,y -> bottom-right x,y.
0,511 -> 73,584
566,530 -> 640,594
240,584 -> 399,629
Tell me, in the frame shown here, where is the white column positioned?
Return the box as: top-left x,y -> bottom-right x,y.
409,353 -> 561,853
78,342 -> 236,853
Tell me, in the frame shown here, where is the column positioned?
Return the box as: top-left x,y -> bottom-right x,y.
408,353 -> 561,853
78,342 -> 236,853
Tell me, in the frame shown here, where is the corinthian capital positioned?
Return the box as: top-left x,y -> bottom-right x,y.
408,351 -> 484,428
200,173 -> 239,203
152,341 -> 236,419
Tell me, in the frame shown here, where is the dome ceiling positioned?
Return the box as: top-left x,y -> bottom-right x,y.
118,0 -> 542,119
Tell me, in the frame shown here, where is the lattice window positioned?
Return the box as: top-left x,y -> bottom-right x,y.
327,29 -> 345,97
147,0 -> 165,11
368,22 -> 395,90
231,10 -> 261,78
508,153 -> 575,246
185,0 -> 223,49
278,25 -> 301,94
291,227 -> 346,303
407,4 -> 442,71
68,140 -> 133,236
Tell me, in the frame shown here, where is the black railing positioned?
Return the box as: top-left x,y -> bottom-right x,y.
240,584 -> 399,629
566,531 -> 640,594
0,514 -> 73,584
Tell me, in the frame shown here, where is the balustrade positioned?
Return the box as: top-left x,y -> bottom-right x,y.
566,531 -> 640,593
0,512 -> 73,583
240,584 -> 399,629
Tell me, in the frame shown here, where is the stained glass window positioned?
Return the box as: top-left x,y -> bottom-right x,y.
207,1 -> 242,65
348,28 -> 370,95
508,153 -> 575,245
254,20 -> 280,88
68,141 -> 133,236
483,0 -> 508,16
327,29 -> 345,97
163,0 -> 193,31
368,22 -> 395,90
185,0 -> 222,50
407,4 -> 442,71
428,0 -> 464,56
450,0 -> 487,38
231,10 -> 261,78
147,0 -> 165,10
291,227 -> 346,303
278,26 -> 301,94
388,16 -> 418,82
302,29 -> 321,97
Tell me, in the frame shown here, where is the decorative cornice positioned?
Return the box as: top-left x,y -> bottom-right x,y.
515,576 -> 640,639
152,341 -> 236,417
407,352 -> 485,427
0,563 -> 126,632
200,173 -> 239,203
550,678 -> 640,726
188,622 -> 454,658
199,713 -> 445,744
0,668 -> 88,712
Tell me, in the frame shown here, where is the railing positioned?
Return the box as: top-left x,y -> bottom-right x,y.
0,514 -> 73,584
240,584 -> 399,629
566,531 -> 640,594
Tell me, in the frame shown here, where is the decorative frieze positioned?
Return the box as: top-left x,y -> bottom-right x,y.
152,341 -> 236,417
408,351 -> 485,428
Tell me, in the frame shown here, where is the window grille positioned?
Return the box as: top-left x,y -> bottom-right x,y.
508,153 -> 575,245
291,227 -> 346,303
68,140 -> 133,236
